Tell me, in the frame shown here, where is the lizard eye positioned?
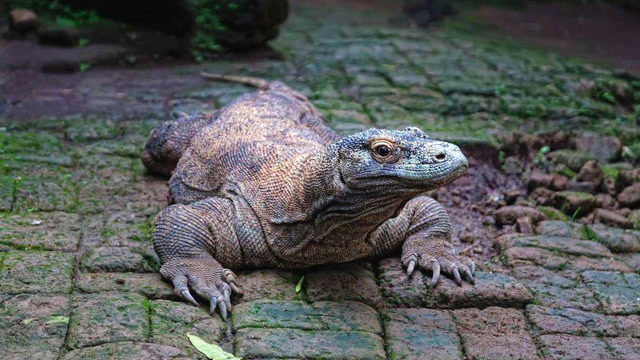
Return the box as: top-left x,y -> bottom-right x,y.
370,139 -> 398,163
375,145 -> 390,157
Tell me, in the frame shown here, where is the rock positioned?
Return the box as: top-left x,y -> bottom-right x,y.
595,194 -> 615,209
195,0 -> 290,51
577,160 -> 604,186
527,171 -> 553,192
593,209 -> 633,229
494,206 -> 547,226
566,180 -> 596,194
460,232 -> 474,243
616,169 -> 635,192
504,189 -> 525,204
617,183 -> 640,208
575,132 -> 622,163
589,224 -> 640,253
38,26 -> 80,47
517,216 -> 534,234
549,150 -> 595,172
496,234 -> 613,258
629,209 -> 640,229
601,176 -> 617,195
551,191 -> 597,217
10,9 -> 38,32
535,220 -> 572,237
550,174 -> 568,191
530,187 -> 554,206
502,156 -> 523,174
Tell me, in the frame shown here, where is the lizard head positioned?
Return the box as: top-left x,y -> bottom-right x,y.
335,127 -> 468,191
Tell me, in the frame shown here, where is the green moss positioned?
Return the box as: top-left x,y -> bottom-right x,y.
537,206 -> 567,221
601,166 -> 620,180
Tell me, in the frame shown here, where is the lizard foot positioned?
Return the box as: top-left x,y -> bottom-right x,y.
160,258 -> 243,320
402,239 -> 475,287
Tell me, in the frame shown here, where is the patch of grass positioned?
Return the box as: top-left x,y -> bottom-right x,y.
580,225 -> 598,242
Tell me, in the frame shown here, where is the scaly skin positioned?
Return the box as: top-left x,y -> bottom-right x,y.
144,76 -> 474,319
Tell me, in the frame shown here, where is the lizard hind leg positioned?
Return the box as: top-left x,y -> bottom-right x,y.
160,257 -> 242,320
142,111 -> 219,177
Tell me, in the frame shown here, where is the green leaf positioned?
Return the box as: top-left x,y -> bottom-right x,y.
295,275 -> 305,293
45,316 -> 69,324
187,333 -> 241,360
21,317 -> 35,325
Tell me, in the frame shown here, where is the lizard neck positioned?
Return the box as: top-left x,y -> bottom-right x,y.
263,144 -> 347,224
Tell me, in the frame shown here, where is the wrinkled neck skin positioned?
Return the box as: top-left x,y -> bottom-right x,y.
264,140 -> 431,228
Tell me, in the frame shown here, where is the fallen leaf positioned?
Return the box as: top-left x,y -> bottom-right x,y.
45,316 -> 69,324
21,318 -> 35,325
295,275 -> 305,293
187,333 -> 241,360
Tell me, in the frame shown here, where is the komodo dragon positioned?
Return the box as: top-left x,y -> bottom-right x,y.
142,73 -> 474,319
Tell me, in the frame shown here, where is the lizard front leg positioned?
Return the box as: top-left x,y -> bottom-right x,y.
153,197 -> 243,320
370,195 -> 475,286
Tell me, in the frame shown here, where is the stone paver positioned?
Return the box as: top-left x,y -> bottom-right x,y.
0,251 -> 74,294
0,295 -> 69,360
61,342 -> 190,360
454,307 -> 540,360
75,272 -> 175,299
150,300 -> 226,355
0,212 -> 80,251
539,334 -> 614,360
66,293 -> 149,349
1,0 -> 639,358
305,262 -> 382,308
233,300 -> 382,334
385,309 -> 461,360
425,271 -> 533,309
235,328 -> 386,360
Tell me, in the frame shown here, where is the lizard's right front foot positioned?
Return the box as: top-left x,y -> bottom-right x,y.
160,258 -> 243,320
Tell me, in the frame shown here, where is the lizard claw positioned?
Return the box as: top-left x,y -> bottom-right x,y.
452,267 -> 462,286
160,259 -> 242,320
402,239 -> 476,287
429,261 -> 440,288
180,288 -> 200,307
406,257 -> 416,276
463,268 -> 475,285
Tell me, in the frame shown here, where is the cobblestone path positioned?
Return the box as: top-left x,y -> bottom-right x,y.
1,2 -> 639,360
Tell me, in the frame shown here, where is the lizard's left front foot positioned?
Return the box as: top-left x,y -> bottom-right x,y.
402,239 -> 475,287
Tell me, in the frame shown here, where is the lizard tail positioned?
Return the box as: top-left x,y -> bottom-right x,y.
200,71 -> 270,89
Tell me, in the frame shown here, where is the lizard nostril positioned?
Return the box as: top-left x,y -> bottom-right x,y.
435,153 -> 446,161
